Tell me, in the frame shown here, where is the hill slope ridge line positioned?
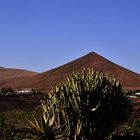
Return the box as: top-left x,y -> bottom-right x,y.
0,52 -> 140,91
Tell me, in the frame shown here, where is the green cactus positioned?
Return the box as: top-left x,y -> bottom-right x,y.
51,69 -> 132,140
28,69 -> 132,140
27,95 -> 68,140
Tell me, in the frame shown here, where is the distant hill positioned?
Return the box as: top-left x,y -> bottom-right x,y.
0,66 -> 5,69
0,67 -> 38,86
0,52 -> 140,91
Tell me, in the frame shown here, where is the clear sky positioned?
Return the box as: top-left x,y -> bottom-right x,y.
0,0 -> 140,73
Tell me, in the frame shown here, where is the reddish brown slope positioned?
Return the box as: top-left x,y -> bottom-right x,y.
1,52 -> 140,91
0,67 -> 38,86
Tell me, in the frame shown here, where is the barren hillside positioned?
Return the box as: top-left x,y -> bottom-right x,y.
1,52 -> 140,91
0,67 -> 38,86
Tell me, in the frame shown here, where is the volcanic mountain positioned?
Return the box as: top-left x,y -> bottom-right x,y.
0,52 -> 140,91
0,67 -> 38,85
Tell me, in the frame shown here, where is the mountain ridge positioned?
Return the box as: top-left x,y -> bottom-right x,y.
0,52 -> 140,91
0,67 -> 38,83
86,52 -> 140,75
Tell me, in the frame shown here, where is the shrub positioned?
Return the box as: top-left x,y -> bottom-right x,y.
28,69 -> 132,140
0,87 -> 14,96
111,118 -> 140,140
0,116 -> 6,127
27,99 -> 68,140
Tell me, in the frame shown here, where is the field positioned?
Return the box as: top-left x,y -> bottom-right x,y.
0,89 -> 139,139
0,94 -> 42,139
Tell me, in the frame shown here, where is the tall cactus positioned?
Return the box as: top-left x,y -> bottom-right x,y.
51,69 -> 132,140
28,69 -> 132,140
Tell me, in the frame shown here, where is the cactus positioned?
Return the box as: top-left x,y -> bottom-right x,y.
27,95 -> 68,140
51,69 -> 132,140
28,69 -> 132,140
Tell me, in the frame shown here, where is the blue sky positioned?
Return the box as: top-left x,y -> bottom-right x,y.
0,0 -> 140,73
